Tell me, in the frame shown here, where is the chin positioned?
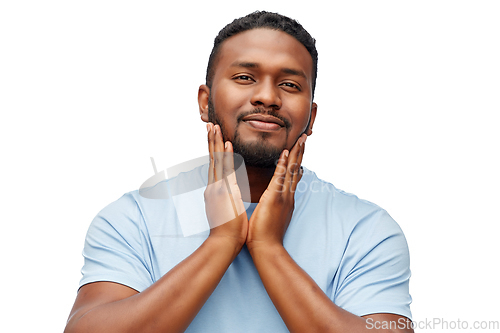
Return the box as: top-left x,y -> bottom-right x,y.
232,139 -> 282,168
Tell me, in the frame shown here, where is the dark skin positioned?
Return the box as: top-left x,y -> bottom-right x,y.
65,28 -> 413,333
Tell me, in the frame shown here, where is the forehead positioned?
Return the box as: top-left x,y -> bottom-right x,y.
214,28 -> 313,80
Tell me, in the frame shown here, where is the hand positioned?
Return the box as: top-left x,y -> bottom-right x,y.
246,134 -> 307,252
204,123 -> 248,246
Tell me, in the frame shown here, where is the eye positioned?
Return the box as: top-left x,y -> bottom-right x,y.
233,75 -> 255,83
280,82 -> 301,91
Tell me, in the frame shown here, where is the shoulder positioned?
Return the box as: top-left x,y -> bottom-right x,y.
300,167 -> 392,222
85,191 -> 146,247
299,167 -> 407,246
97,191 -> 141,218
90,163 -> 210,237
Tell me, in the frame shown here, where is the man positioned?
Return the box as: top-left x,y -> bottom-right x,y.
65,11 -> 413,333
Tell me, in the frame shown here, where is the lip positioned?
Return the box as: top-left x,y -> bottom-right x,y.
241,114 -> 286,127
244,120 -> 283,131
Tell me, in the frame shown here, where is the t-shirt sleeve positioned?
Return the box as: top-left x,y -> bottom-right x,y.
333,209 -> 412,320
79,193 -> 154,292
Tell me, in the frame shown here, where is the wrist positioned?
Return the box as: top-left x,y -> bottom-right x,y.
247,240 -> 286,259
206,234 -> 245,258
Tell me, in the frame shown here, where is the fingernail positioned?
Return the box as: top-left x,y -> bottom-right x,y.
225,141 -> 228,149
284,150 -> 289,157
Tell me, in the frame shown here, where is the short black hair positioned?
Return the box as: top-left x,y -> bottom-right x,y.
206,11 -> 318,97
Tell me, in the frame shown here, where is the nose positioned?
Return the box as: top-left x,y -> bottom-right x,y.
250,79 -> 282,109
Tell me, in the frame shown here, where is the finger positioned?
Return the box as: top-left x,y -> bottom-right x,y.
291,135 -> 307,193
221,140 -> 238,218
207,123 -> 214,184
214,125 -> 224,182
269,149 -> 289,195
293,134 -> 306,173
296,134 -> 306,167
285,134 -> 305,192
223,140 -> 235,181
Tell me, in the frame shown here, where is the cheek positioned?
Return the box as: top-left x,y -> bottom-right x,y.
213,81 -> 250,111
211,84 -> 250,135
212,103 -> 248,135
286,100 -> 312,132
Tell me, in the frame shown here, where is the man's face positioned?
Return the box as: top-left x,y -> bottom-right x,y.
201,28 -> 317,168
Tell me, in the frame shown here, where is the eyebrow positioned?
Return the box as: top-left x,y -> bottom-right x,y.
281,67 -> 307,79
231,61 -> 259,69
230,61 -> 307,79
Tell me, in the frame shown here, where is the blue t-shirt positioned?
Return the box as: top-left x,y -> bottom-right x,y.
80,165 -> 412,332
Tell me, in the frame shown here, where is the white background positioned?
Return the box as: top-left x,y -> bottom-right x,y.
1,1 -> 499,331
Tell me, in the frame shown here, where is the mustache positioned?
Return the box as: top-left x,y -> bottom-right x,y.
236,108 -> 291,128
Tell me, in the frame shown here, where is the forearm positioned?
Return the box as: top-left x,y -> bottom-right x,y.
249,244 -> 399,333
66,236 -> 242,333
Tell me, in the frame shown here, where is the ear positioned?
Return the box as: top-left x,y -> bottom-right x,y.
198,84 -> 210,123
305,102 -> 317,136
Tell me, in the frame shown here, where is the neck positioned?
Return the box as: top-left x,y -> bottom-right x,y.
238,165 -> 275,203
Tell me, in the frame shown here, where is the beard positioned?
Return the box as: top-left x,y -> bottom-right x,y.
207,97 -> 288,168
